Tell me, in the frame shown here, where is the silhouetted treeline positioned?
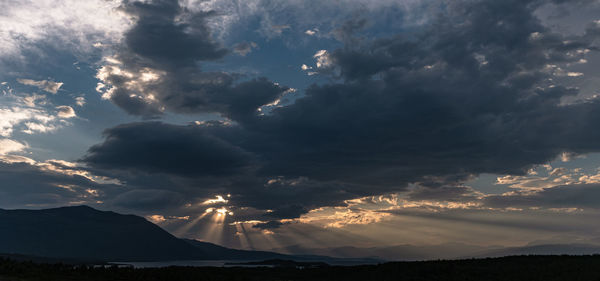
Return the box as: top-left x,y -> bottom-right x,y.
2,255 -> 600,281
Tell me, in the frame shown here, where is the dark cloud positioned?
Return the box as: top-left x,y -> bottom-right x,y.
483,184 -> 600,209
98,0 -> 286,119
83,122 -> 254,177
110,189 -> 185,211
0,159 -> 116,209
85,0 -> 600,219
97,0 -> 287,119
252,220 -> 293,230
332,18 -> 368,44
232,41 -> 258,56
122,0 -> 227,63
407,185 -> 481,202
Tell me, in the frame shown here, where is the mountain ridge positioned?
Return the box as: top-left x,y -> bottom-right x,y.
0,205 -> 377,264
3,205 -> 599,263
272,242 -> 600,261
0,205 -> 198,261
0,205 -> 298,262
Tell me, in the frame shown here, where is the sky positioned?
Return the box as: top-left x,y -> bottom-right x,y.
2,0 -> 600,253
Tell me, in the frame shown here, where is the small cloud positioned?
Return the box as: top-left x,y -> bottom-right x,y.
233,41 -> 258,56
17,78 -> 63,94
567,72 -> 584,77
270,24 -> 290,36
75,96 -> 86,107
301,50 -> 335,76
314,50 -> 332,68
529,32 -> 543,40
146,214 -> 189,224
252,220 -> 285,229
314,49 -> 327,58
252,220 -> 291,230
56,106 -> 76,118
304,28 -> 318,36
147,215 -> 166,223
300,64 -> 318,76
561,152 -> 575,162
202,195 -> 229,205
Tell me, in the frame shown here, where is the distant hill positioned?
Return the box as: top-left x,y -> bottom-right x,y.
272,243 -> 497,261
182,239 -> 379,265
472,244 -> 600,258
182,239 -> 290,260
273,242 -> 600,261
0,206 -> 292,262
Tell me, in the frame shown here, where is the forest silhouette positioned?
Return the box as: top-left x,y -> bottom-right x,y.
2,255 -> 600,281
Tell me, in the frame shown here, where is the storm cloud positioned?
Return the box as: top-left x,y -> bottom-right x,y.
484,183 -> 600,209
84,122 -> 254,177
83,0 -> 600,220
96,0 -> 287,119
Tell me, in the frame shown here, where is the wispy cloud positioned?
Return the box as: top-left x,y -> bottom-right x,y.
17,78 -> 63,94
0,106 -> 56,137
0,0 -> 130,60
0,82 -> 75,137
0,138 -> 27,155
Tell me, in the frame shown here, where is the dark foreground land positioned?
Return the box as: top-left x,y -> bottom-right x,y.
2,255 -> 600,281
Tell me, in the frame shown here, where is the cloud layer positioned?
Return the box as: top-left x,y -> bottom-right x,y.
0,0 -> 129,60
81,0 -> 600,223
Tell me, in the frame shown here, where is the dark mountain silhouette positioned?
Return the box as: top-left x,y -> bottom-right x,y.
273,242 -> 600,261
182,239 -> 290,260
0,206 -> 199,261
0,205 -> 378,263
272,243 -> 498,261
0,206 -> 294,262
182,239 -> 381,265
4,205 -> 597,264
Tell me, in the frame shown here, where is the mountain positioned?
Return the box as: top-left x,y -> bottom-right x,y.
272,243 -> 498,261
5,205 -> 595,264
0,206 -> 292,262
273,242 -> 600,261
183,239 -> 381,265
0,206 -> 199,261
182,239 -> 290,260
